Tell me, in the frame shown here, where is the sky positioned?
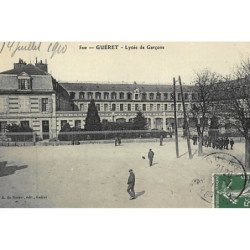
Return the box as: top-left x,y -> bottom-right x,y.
0,42 -> 250,85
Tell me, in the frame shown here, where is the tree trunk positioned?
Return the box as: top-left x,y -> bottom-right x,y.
198,135 -> 203,156
245,135 -> 250,172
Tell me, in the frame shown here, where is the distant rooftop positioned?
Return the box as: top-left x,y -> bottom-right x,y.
0,63 -> 48,76
60,82 -> 194,92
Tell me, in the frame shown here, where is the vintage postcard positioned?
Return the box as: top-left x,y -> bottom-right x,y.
0,42 -> 250,208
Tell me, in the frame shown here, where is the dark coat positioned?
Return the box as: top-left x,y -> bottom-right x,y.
148,150 -> 154,159
127,172 -> 135,186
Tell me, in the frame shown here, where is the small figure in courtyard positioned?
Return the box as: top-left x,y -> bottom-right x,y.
160,135 -> 163,146
118,136 -> 121,146
115,136 -> 118,146
148,149 -> 155,167
192,135 -> 198,145
127,169 -> 136,200
230,138 -> 235,150
225,137 -> 229,150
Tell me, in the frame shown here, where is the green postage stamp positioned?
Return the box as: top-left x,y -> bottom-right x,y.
214,174 -> 250,208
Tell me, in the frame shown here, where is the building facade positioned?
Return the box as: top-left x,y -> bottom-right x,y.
59,82 -> 195,132
0,59 -> 198,139
0,59 -> 72,139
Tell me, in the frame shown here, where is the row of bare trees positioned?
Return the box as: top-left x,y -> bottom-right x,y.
190,59 -> 250,170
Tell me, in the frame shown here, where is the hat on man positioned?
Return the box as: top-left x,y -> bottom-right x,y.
129,169 -> 133,172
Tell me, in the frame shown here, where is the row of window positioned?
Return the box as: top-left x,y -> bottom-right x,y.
70,91 -> 195,101
79,103 -> 189,112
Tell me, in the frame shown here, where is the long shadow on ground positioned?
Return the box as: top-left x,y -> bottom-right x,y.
0,162 -> 28,177
135,190 -> 145,198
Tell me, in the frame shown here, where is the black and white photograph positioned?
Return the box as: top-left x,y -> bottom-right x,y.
0,42 -> 249,208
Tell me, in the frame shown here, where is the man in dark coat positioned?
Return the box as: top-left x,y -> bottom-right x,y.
148,149 -> 154,166
230,139 -> 234,149
127,169 -> 135,200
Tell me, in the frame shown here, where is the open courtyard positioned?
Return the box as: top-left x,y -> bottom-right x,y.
0,138 -> 246,208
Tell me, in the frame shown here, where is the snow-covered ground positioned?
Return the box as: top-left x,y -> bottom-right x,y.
0,138 -> 246,208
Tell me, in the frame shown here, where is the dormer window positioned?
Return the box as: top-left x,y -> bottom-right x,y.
18,72 -> 32,90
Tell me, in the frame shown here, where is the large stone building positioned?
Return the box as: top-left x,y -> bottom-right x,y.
60,82 -> 195,131
0,59 -> 196,139
0,59 -> 72,139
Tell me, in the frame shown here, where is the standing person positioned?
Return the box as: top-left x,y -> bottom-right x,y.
160,135 -> 163,146
148,149 -> 154,167
118,136 -> 121,146
127,169 -> 135,200
115,136 -> 118,146
225,137 -> 229,150
230,139 -> 234,150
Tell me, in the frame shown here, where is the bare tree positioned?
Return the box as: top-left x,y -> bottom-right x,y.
190,70 -> 221,156
216,59 -> 250,170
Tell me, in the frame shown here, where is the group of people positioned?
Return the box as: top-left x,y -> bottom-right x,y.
210,137 -> 234,150
191,135 -> 235,150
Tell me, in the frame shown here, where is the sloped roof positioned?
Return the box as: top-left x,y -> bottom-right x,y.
60,82 -> 194,92
0,64 -> 48,75
0,74 -> 54,91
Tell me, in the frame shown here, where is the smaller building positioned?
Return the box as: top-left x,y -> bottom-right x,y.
0,59 -> 72,139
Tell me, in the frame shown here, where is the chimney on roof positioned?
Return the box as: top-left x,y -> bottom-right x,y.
14,58 -> 27,69
35,58 -> 48,73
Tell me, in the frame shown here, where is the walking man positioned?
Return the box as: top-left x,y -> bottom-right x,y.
148,148 -> 154,167
127,169 -> 135,200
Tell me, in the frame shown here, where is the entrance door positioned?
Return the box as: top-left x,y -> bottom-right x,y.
42,120 -> 49,140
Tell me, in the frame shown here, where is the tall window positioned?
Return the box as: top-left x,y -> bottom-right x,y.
135,104 -> 139,111
18,79 -> 32,90
61,120 -> 67,129
177,93 -> 181,101
127,104 -> 131,111
119,92 -> 124,99
120,104 -> 124,111
75,120 -> 81,128
171,104 -> 174,111
69,92 -> 75,99
149,93 -> 154,100
143,104 -> 146,111
142,93 -> 147,100
104,104 -> 108,111
79,92 -> 85,99
157,104 -> 161,111
184,93 -> 189,100
95,92 -> 101,100
87,92 -> 93,99
127,93 -> 132,100
156,93 -> 161,100
178,104 -> 182,111
80,104 -> 84,111
42,98 -> 48,112
163,93 -> 168,100
96,104 -> 100,111
164,104 -> 168,111
104,92 -> 109,100
111,104 -> 116,111
111,92 -> 117,100
135,94 -> 139,100
150,104 -> 153,111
